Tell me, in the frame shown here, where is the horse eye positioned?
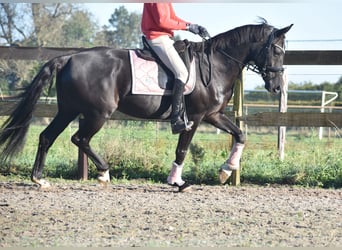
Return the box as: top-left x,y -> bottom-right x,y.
272,44 -> 285,56
273,47 -> 282,56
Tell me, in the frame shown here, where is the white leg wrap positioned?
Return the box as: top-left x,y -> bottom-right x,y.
98,170 -> 110,184
219,143 -> 245,184
226,143 -> 245,170
167,161 -> 185,186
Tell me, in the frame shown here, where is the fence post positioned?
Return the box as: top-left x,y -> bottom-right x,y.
77,117 -> 88,180
231,72 -> 244,186
319,91 -> 339,140
278,69 -> 288,161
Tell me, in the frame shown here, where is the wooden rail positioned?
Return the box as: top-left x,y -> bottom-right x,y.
238,112 -> 341,127
285,50 -> 342,65
0,101 -> 137,121
0,46 -> 81,60
1,46 -> 342,65
0,101 -> 340,127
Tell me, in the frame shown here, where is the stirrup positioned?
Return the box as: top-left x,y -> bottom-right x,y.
171,119 -> 193,134
182,110 -> 193,131
185,120 -> 194,131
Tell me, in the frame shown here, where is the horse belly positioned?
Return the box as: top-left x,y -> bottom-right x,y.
117,95 -> 171,120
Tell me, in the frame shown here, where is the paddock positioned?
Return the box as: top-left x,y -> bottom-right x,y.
0,180 -> 341,247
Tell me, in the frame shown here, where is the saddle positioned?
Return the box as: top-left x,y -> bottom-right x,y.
134,36 -> 194,89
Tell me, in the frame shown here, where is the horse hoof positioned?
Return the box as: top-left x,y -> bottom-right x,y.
219,168 -> 232,184
168,182 -> 192,193
32,178 -> 51,189
98,170 -> 110,186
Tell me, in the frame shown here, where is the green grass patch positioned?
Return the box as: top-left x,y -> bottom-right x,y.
0,120 -> 341,188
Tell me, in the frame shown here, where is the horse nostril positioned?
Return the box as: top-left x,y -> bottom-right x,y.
274,86 -> 281,94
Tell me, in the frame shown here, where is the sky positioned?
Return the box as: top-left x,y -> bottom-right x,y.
82,1 -> 342,90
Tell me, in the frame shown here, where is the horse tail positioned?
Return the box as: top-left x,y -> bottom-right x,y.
0,56 -> 68,162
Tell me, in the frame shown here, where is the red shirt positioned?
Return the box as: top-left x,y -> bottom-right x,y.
141,3 -> 188,40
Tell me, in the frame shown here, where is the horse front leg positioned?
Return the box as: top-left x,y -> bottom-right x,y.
167,124 -> 198,192
205,112 -> 245,184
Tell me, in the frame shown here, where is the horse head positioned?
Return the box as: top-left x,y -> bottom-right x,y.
253,24 -> 293,94
209,22 -> 293,94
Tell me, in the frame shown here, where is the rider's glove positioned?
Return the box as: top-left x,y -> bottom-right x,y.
187,24 -> 210,39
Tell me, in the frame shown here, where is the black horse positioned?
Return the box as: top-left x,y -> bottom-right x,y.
0,22 -> 292,190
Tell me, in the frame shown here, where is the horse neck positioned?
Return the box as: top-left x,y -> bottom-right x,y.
209,24 -> 273,65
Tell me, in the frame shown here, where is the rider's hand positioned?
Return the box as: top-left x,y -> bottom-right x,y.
187,23 -> 200,34
187,24 -> 210,39
198,26 -> 210,39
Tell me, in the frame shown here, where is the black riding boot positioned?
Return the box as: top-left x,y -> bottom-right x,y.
171,79 -> 193,134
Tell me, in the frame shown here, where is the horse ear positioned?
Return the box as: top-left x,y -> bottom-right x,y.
275,24 -> 293,37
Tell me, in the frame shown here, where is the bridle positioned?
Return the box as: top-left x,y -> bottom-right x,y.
216,29 -> 286,78
198,28 -> 285,87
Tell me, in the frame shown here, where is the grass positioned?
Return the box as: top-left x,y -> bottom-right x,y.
242,128 -> 342,188
0,120 -> 341,188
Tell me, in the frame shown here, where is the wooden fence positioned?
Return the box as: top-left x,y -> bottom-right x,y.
0,101 -> 340,127
1,46 -> 342,64
1,46 -> 341,185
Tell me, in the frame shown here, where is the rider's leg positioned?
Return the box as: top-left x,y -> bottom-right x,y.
170,79 -> 193,134
146,35 -> 193,134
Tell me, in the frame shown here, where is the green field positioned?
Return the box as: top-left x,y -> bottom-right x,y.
0,120 -> 341,188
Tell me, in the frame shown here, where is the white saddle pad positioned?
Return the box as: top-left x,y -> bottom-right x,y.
129,50 -> 196,96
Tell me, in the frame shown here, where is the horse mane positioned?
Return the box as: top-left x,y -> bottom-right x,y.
191,21 -> 274,52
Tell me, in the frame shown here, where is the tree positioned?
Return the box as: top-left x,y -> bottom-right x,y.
105,6 -> 142,49
332,76 -> 342,104
0,4 -> 144,96
61,10 -> 98,47
30,3 -> 73,46
0,3 -> 27,45
252,78 -> 342,105
287,79 -> 342,104
0,3 -> 35,94
0,3 -> 99,95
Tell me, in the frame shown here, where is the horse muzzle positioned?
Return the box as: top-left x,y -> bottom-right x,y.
265,82 -> 280,94
263,66 -> 284,94
264,76 -> 282,94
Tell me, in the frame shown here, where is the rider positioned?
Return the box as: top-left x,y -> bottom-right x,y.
141,3 -> 209,134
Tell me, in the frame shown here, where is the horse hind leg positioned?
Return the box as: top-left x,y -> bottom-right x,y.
31,112 -> 77,188
71,115 -> 110,185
